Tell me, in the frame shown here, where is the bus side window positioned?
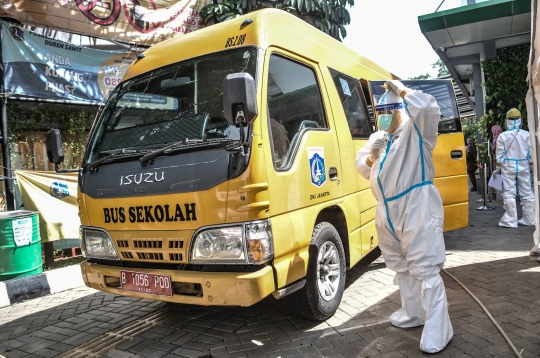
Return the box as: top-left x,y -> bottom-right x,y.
328,69 -> 372,139
369,80 -> 462,134
361,84 -> 375,131
267,54 -> 327,170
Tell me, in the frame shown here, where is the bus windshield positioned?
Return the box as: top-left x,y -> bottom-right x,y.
84,47 -> 258,165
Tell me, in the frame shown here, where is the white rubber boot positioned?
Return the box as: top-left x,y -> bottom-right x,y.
518,200 -> 535,226
390,271 -> 425,328
419,274 -> 453,353
499,199 -> 518,228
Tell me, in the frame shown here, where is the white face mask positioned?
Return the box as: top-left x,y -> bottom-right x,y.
378,114 -> 393,131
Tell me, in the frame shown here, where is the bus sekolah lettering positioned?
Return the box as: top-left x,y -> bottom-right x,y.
102,203 -> 197,223
46,9 -> 468,320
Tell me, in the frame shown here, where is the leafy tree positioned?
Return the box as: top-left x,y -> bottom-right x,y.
5,102 -> 95,169
475,44 -> 529,163
409,59 -> 448,80
432,59 -> 449,77
200,0 -> 353,41
461,117 -> 478,143
408,73 -> 430,80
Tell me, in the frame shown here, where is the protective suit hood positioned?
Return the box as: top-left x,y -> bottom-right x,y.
505,117 -> 522,130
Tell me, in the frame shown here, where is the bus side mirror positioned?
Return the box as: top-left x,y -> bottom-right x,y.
222,73 -> 258,127
46,129 -> 65,165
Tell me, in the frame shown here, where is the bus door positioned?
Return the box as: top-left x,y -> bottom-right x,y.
327,70 -> 377,263
263,50 -> 345,286
367,80 -> 469,231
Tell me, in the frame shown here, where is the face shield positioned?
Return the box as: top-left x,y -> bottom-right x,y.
375,90 -> 406,132
505,117 -> 522,130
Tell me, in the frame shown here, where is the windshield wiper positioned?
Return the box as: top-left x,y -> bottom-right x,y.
139,138 -> 234,166
87,149 -> 139,172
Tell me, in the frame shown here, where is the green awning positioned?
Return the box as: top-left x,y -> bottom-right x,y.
419,0 -> 530,33
418,0 -> 531,117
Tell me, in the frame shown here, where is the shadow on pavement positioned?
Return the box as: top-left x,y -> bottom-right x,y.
1,249 -> 538,357
1,191 -> 539,357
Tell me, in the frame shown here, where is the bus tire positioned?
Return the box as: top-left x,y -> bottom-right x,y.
289,222 -> 346,321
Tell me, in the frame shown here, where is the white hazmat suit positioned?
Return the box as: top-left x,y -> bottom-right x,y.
356,81 -> 453,353
496,113 -> 535,228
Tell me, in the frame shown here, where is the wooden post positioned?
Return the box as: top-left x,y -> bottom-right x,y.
0,34 -> 14,211
43,242 -> 55,269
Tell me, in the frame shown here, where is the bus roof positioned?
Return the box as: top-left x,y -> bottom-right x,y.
123,9 -> 399,82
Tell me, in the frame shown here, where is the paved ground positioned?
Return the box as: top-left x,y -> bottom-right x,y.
1,191 -> 539,358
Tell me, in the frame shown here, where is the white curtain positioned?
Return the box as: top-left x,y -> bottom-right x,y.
526,0 -> 540,254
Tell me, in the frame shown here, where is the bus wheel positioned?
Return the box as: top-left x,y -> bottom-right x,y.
289,222 -> 346,321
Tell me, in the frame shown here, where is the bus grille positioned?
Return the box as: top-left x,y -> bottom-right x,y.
137,252 -> 164,260
169,240 -> 184,248
169,253 -> 183,261
117,240 -> 129,248
133,240 -> 162,248
113,235 -> 189,264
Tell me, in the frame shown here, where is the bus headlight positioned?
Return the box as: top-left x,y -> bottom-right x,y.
80,227 -> 119,260
191,227 -> 245,262
191,220 -> 273,264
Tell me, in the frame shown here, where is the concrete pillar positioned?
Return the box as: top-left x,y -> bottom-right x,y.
473,62 -> 485,141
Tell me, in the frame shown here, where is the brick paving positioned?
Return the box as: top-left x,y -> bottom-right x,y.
1,192 -> 539,357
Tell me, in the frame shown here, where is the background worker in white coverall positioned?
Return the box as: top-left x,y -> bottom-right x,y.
356,80 -> 452,353
495,108 -> 535,228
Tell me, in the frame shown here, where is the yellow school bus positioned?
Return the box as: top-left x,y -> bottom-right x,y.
46,8 -> 468,321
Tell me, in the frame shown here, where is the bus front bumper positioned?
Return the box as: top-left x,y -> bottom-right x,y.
80,261 -> 275,306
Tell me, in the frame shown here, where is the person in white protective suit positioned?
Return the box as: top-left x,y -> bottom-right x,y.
355,80 -> 453,353
495,108 -> 535,228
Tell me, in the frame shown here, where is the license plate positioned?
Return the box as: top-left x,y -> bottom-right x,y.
120,271 -> 173,296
